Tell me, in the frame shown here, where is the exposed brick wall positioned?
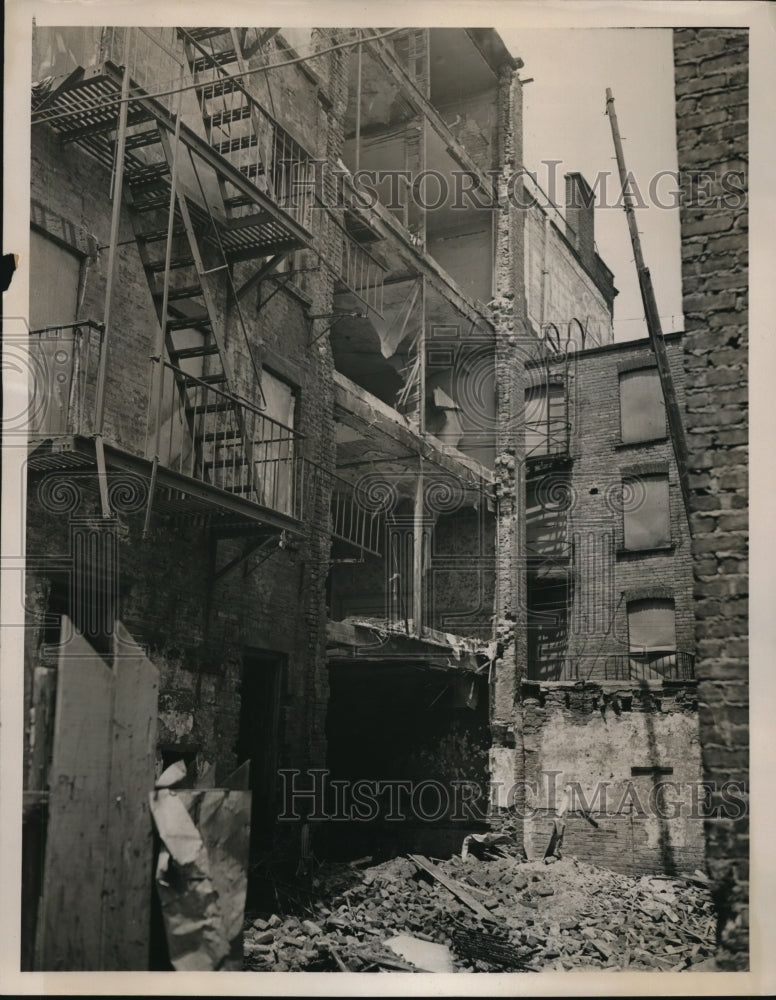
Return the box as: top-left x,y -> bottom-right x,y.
528,335 -> 695,678
515,333 -> 702,875
521,682 -> 705,875
674,27 -> 749,969
427,506 -> 496,640
523,199 -> 616,350
489,61 -> 528,832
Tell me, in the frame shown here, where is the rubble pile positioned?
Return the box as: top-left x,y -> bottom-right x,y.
243,851 -> 716,972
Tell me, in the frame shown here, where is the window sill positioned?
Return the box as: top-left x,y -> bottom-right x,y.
614,436 -> 668,450
616,545 -> 675,558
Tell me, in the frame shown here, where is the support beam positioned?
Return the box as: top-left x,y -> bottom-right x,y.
413,463 -> 424,636
235,252 -> 290,301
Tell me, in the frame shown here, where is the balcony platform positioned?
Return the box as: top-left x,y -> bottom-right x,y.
33,61 -> 314,261
326,617 -> 490,672
27,435 -> 305,537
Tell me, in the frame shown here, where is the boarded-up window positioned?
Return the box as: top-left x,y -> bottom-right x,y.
619,368 -> 665,443
623,474 -> 670,550
525,382 -> 566,456
29,231 -> 80,329
628,598 -> 676,652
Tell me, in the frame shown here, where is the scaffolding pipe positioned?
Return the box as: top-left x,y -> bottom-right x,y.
354,32 -> 362,173
143,88 -> 183,538
605,88 -> 693,531
94,63 -> 131,517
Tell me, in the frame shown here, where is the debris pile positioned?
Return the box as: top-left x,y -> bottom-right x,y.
243,850 -> 716,972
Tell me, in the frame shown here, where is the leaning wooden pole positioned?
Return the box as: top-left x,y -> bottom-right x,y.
605,88 -> 693,532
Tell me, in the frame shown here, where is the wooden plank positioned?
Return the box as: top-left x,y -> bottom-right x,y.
408,854 -> 496,922
28,667 -> 56,791
39,621 -> 113,970
100,622 -> 159,970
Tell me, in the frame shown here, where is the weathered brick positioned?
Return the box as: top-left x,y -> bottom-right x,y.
675,25 -> 749,969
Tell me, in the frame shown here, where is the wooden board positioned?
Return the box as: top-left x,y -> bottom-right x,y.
39,622 -> 113,970
100,622 -> 159,970
28,667 -> 56,791
408,854 -> 496,922
37,619 -> 159,971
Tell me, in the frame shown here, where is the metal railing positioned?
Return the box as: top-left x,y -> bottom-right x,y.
330,473 -> 384,556
525,416 -> 570,459
528,650 -> 696,683
28,322 -> 104,439
100,27 -> 315,230
147,359 -> 303,517
102,27 -> 187,117
184,35 -> 316,230
604,651 -> 696,682
331,216 -> 386,315
28,324 -> 307,521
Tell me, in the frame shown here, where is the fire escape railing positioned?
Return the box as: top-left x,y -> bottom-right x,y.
329,214 -> 386,316
27,322 -> 104,440
330,473 -> 384,556
27,325 -> 306,521
176,28 -> 315,230
147,359 -> 302,517
525,416 -> 570,459
92,27 -> 316,230
604,651 -> 696,682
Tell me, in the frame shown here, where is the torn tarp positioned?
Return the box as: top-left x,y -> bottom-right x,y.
149,788 -> 251,971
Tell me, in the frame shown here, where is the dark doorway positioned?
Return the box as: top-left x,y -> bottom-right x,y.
235,650 -> 284,859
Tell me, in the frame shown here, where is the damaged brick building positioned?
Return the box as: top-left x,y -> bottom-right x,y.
22,24 -> 711,966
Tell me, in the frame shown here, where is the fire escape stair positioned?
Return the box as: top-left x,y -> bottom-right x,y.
29,29 -> 317,530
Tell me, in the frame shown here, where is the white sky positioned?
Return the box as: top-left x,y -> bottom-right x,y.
500,27 -> 683,342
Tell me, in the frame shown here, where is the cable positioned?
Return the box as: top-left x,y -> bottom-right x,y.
32,28 -> 403,127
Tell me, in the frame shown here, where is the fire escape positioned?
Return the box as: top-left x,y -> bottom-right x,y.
30,27 -> 391,554
525,348 -> 574,680
28,27 -> 329,537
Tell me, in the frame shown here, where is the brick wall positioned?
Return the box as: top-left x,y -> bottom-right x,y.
521,682 -> 705,875
488,61 -> 527,829
515,333 -> 702,876
531,335 -> 696,678
674,27 -> 749,969
427,506 -> 496,640
524,203 -> 615,349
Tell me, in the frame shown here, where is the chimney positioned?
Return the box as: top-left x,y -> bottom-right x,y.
565,172 -> 595,269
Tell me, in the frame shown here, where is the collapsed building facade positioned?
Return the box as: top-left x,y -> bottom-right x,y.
21,24 -> 708,967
